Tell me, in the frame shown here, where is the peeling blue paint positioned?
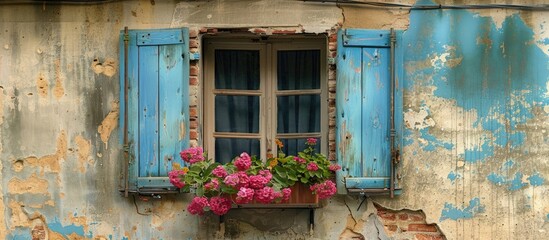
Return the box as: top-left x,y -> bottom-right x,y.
6,229 -> 32,240
487,171 -> 542,190
404,6 -> 549,163
502,160 -> 515,169
527,173 -> 545,186
508,172 -> 527,191
48,218 -> 85,237
541,38 -> 549,45
448,171 -> 461,183
419,128 -> 453,151
487,173 -> 506,185
546,214 -> 549,222
440,197 -> 485,221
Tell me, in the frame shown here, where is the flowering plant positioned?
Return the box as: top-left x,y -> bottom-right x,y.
169,138 -> 340,216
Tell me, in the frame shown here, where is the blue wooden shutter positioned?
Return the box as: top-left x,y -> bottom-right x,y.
119,28 -> 190,192
336,29 -> 403,195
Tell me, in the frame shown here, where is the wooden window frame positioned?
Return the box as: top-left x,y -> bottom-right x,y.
203,37 -> 328,161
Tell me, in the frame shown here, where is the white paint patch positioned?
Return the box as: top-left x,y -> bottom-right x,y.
404,107 -> 435,130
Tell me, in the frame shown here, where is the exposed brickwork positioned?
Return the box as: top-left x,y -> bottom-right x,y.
375,203 -> 446,239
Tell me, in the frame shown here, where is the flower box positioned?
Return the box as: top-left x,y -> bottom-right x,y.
229,182 -> 319,208
169,138 -> 340,216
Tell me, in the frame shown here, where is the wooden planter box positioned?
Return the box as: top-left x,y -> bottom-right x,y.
230,183 -> 320,209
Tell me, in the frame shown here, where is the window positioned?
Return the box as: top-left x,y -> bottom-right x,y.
119,28 -> 190,193
335,29 -> 403,195
203,37 -> 327,163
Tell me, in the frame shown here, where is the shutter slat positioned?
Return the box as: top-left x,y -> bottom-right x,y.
139,46 -> 160,177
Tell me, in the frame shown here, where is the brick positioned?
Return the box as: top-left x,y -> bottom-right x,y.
407,224 -> 438,232
190,65 -> 199,76
384,224 -> 398,233
189,107 -> 198,118
189,39 -> 199,48
189,76 -> 199,86
189,29 -> 199,38
329,42 -> 337,51
377,211 -> 396,221
190,119 -> 198,129
328,33 -> 337,43
190,130 -> 198,140
409,213 -> 425,222
398,213 -> 409,220
414,233 -> 445,240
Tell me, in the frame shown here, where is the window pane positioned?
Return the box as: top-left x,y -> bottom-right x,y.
277,95 -> 320,133
215,138 -> 260,164
279,138 -> 320,156
277,50 -> 320,90
215,50 -> 260,90
215,95 -> 259,133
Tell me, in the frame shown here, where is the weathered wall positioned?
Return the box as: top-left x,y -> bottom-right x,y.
0,1 -> 199,239
1,0 -> 548,239
374,2 -> 549,239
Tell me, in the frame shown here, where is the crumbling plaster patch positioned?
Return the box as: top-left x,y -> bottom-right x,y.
75,135 -> 93,173
97,101 -> 119,146
7,174 -> 50,195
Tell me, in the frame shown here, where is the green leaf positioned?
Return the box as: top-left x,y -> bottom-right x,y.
195,186 -> 204,197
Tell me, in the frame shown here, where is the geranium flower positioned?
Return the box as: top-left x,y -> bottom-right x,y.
259,170 -> 272,182
307,162 -> 319,171
306,138 -> 317,145
223,173 -> 240,188
294,156 -> 306,164
204,178 -> 219,191
168,170 -> 186,188
248,174 -> 269,189
255,186 -> 277,204
234,152 -> 252,171
281,188 -> 292,201
310,180 -> 337,199
209,196 -> 232,216
212,165 -> 227,178
180,147 -> 205,164
235,187 -> 254,204
187,197 -> 209,215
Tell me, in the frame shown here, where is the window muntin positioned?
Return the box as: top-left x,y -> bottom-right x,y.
204,38 -> 327,162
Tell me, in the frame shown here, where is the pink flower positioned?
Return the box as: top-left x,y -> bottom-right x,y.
294,156 -> 306,164
187,197 -> 209,215
209,196 -> 232,216
212,166 -> 227,178
180,147 -> 205,164
224,173 -> 240,188
248,174 -> 269,189
307,162 -> 319,171
235,187 -> 254,204
236,171 -> 250,188
310,180 -> 337,199
281,188 -> 292,201
168,170 -> 186,188
204,178 -> 219,191
234,152 -> 252,171
329,164 -> 342,171
306,138 -> 317,145
259,169 -> 272,182
255,186 -> 277,204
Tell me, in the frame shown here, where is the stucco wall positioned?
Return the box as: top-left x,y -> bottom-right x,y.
1,0 -> 548,239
